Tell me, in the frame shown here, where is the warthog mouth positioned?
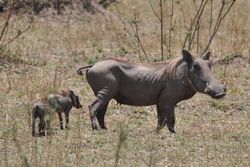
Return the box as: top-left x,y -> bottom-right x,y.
204,83 -> 227,99
75,104 -> 82,109
212,92 -> 226,99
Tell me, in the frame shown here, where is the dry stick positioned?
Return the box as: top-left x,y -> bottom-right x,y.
188,0 -> 209,51
3,131 -> 9,167
193,0 -> 198,10
128,22 -> 149,62
168,0 -> 174,59
196,20 -> 200,54
114,3 -> 149,62
0,7 -> 13,41
147,0 -> 161,21
203,0 -> 236,54
12,122 -> 30,167
179,5 -> 188,30
160,0 -> 164,61
114,125 -> 127,167
135,153 -> 150,167
148,0 -> 164,61
1,18 -> 33,49
193,0 -> 202,54
193,0 -> 201,54
208,0 -> 214,39
134,10 -> 143,62
182,0 -> 205,50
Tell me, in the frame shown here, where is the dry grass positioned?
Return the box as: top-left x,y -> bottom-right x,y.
0,0 -> 249,166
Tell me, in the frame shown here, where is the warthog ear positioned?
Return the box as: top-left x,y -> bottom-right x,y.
201,51 -> 211,60
182,50 -> 193,64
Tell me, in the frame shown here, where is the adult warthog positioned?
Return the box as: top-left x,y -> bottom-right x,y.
77,50 -> 226,133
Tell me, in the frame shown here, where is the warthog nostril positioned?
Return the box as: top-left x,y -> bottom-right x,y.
204,87 -> 210,94
204,83 -> 212,94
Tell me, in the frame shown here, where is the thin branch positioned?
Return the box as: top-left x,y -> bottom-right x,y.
182,0 -> 206,50
187,0 -> 209,51
114,3 -> 149,62
1,17 -> 33,50
0,6 -> 13,41
135,153 -> 150,167
196,20 -> 200,54
160,0 -> 164,61
208,0 -> 213,39
147,0 -> 161,22
203,0 -> 236,54
128,22 -> 149,62
134,11 -> 143,62
168,0 -> 174,59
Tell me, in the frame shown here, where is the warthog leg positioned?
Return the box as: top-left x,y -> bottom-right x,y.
89,87 -> 114,130
65,111 -> 70,129
88,103 -> 98,130
32,117 -> 36,137
156,105 -> 167,132
38,117 -> 46,136
96,104 -> 108,129
166,106 -> 175,133
58,112 -> 64,130
89,100 -> 108,130
156,104 -> 175,133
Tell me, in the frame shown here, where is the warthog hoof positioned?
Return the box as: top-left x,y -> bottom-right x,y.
167,126 -> 176,133
91,122 -> 98,130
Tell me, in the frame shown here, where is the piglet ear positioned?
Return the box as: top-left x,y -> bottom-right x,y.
201,51 -> 211,60
69,90 -> 74,96
182,50 -> 193,64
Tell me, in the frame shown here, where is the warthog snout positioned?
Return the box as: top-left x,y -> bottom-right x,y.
204,82 -> 226,99
73,95 -> 82,109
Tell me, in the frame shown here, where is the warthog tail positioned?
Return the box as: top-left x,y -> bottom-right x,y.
77,65 -> 93,75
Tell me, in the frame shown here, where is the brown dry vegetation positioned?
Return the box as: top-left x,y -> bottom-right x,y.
0,0 -> 249,167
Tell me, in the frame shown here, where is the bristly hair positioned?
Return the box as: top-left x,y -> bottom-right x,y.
163,57 -> 183,79
138,57 -> 184,83
104,57 -> 184,81
150,57 -> 183,80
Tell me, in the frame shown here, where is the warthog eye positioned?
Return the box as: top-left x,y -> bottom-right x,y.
193,63 -> 200,70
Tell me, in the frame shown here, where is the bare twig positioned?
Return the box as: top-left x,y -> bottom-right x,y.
196,20 -> 200,54
160,0 -> 164,61
0,6 -> 13,41
128,21 -> 149,62
203,0 -> 236,54
114,124 -> 127,167
135,153 -> 150,167
1,17 -> 33,49
187,0 -> 209,51
147,0 -> 161,21
208,0 -> 214,39
133,10 -> 143,62
114,3 -> 149,62
147,0 -> 164,61
182,0 -> 206,50
168,0 -> 174,58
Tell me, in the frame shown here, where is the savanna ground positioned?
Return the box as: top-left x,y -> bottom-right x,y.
0,0 -> 249,166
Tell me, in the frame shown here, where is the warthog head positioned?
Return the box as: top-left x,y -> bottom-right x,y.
68,90 -> 82,109
183,50 -> 226,99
